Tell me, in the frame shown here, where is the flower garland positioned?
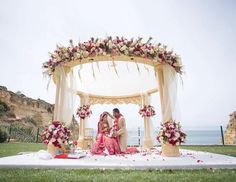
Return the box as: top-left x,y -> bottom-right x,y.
76,105 -> 92,119
139,105 -> 156,117
156,121 -> 186,146
40,121 -> 71,148
42,36 -> 182,76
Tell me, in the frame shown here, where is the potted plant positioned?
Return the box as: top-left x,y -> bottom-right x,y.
157,121 -> 186,157
41,121 -> 71,156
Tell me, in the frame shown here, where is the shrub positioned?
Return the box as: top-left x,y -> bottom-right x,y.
0,100 -> 10,113
5,111 -> 16,118
23,116 -> 37,126
0,128 -> 8,143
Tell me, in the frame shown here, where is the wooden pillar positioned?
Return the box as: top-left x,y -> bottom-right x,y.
77,95 -> 86,149
53,74 -> 61,121
142,94 -> 154,149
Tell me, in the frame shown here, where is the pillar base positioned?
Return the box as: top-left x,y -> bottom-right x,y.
143,138 -> 154,149
161,143 -> 180,157
77,138 -> 93,150
77,138 -> 86,149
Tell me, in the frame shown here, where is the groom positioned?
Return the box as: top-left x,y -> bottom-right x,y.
107,108 -> 127,152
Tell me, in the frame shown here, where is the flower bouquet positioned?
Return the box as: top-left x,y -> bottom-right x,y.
139,105 -> 156,117
76,105 -> 92,119
41,121 -> 71,155
43,37 -> 183,76
156,121 -> 186,157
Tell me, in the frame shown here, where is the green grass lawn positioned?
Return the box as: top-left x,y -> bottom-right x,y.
0,143 -> 235,182
180,145 -> 236,157
0,168 -> 235,182
0,143 -> 46,157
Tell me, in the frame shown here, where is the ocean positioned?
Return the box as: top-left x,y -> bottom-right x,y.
126,129 -> 223,146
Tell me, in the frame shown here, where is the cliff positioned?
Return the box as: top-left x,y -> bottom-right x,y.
0,86 -> 53,127
224,111 -> 236,145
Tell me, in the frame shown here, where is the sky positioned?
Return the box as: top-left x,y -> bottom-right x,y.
0,0 -> 236,130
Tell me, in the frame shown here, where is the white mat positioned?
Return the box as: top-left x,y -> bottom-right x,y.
0,148 -> 236,169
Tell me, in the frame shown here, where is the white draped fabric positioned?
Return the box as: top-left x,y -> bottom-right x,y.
156,64 -> 180,122
73,61 -> 158,96
53,66 -> 77,125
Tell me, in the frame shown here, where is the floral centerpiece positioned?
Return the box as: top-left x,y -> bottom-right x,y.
76,105 -> 92,119
139,105 -> 156,117
41,121 -> 71,155
42,37 -> 182,76
156,121 -> 186,157
157,121 -> 186,145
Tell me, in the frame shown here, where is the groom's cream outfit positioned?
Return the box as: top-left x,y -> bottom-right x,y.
116,115 -> 127,152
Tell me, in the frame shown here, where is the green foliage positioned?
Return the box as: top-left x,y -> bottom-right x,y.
5,111 -> 16,118
22,114 -> 42,126
23,116 -> 37,126
0,100 -> 15,118
0,105 -> 5,113
10,125 -> 36,142
0,128 -> 8,143
0,100 -> 10,113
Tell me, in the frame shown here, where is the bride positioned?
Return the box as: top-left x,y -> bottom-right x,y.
90,112 -> 121,155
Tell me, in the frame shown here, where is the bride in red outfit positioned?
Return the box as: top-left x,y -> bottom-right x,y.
90,112 -> 121,155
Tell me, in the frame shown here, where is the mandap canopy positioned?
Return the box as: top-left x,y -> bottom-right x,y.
42,36 -> 183,149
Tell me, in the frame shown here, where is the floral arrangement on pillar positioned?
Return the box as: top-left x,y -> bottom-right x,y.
76,105 -> 92,119
156,121 -> 186,157
41,121 -> 71,156
139,105 -> 156,117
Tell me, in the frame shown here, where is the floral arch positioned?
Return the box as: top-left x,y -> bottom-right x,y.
43,36 -> 183,151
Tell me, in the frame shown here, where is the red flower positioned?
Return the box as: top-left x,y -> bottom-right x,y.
73,140 -> 78,146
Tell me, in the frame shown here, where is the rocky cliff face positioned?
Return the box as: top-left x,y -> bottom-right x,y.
224,111 -> 236,145
0,86 -> 53,127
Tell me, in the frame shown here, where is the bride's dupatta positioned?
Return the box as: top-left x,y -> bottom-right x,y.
91,114 -> 106,155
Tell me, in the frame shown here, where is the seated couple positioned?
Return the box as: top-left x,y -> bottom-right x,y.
91,108 -> 127,155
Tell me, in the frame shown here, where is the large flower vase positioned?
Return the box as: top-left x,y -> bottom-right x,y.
47,144 -> 65,156
161,143 -> 180,157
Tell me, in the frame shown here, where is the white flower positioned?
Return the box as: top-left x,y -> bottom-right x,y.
165,133 -> 171,138
124,50 -> 129,55
57,138 -> 62,145
82,51 -> 89,57
53,130 -> 58,135
149,49 -> 154,54
48,125 -> 55,131
107,40 -> 113,49
120,45 -> 127,51
175,132 -> 180,138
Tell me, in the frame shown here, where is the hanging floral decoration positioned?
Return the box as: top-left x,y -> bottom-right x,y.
40,121 -> 71,148
139,105 -> 156,117
42,36 -> 182,76
76,105 -> 92,119
156,121 -> 186,146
